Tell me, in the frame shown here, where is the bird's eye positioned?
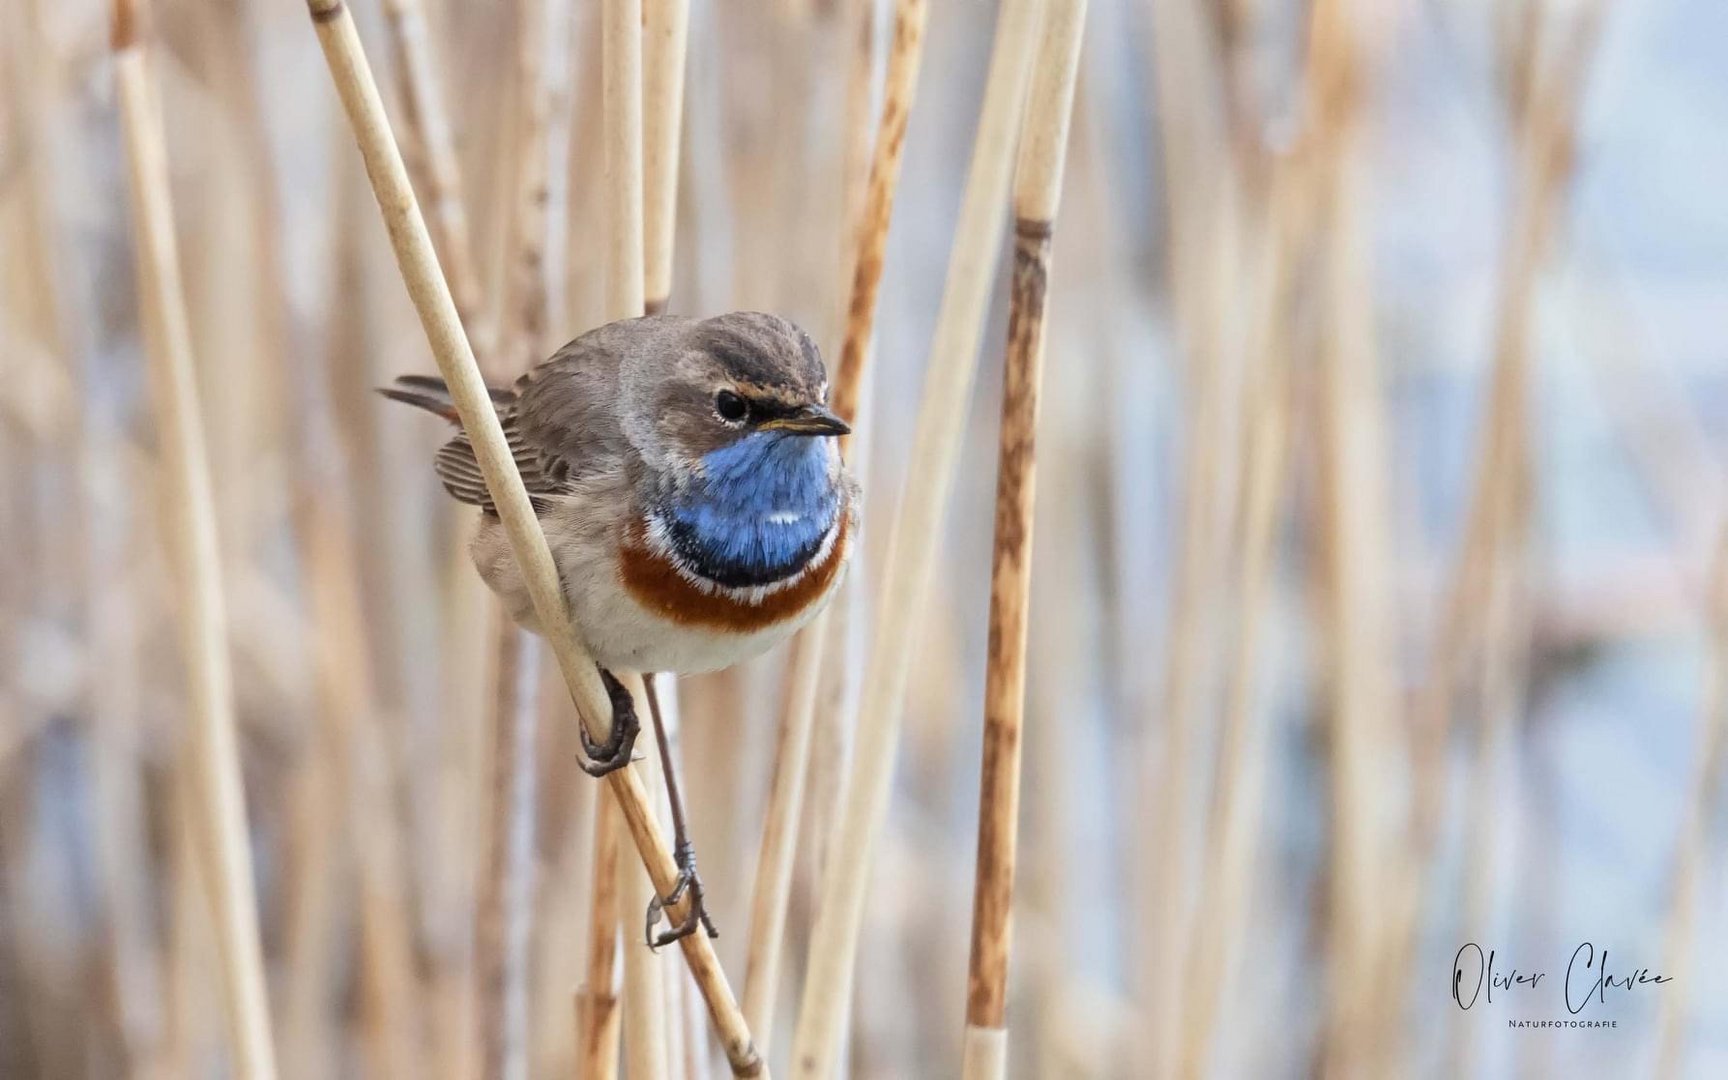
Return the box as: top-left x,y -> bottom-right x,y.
715,390 -> 748,423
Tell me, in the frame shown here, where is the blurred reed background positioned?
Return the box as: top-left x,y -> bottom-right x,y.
2,0 -> 1727,1077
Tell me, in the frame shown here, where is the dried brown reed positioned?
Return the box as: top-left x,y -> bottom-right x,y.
959,0 -> 1088,1076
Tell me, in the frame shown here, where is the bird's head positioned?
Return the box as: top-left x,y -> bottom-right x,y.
624,312 -> 849,485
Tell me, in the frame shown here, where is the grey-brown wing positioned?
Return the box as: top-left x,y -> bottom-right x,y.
382,373 -> 565,512
407,317 -> 686,511
431,418 -> 559,512
507,320 -> 675,491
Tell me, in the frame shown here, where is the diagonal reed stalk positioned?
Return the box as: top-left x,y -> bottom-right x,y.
959,1 -> 1088,1076
304,2 -> 764,1074
788,0 -> 1045,1073
111,2 -> 277,1077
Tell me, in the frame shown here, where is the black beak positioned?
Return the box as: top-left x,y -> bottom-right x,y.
761,404 -> 851,437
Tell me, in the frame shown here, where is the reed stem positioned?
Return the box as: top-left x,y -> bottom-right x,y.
619,673 -> 672,1080
959,2 -> 1086,1077
1653,528 -> 1728,1077
477,624 -> 542,1080
1174,167 -> 1302,1078
477,0 -> 572,1070
826,0 -> 931,430
738,0 -> 884,1050
789,0 -> 1042,1072
382,0 -> 487,343
579,792 -> 625,1080
112,2 -> 276,1076
643,0 -> 691,315
1303,3 -> 1405,1067
1138,1 -> 1241,1069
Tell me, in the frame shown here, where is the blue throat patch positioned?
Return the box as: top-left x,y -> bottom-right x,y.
664,432 -> 840,589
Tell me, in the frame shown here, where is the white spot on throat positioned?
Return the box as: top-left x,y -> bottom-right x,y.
766,510 -> 803,525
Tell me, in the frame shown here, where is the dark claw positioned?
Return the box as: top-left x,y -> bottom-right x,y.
645,839 -> 719,950
578,669 -> 641,778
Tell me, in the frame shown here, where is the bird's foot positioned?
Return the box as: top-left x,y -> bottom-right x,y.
645,838 -> 719,950
578,668 -> 640,778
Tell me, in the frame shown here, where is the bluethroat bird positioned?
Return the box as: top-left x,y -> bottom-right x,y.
383,311 -> 859,945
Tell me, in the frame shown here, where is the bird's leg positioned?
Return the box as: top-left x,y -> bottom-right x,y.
577,668 -> 640,777
641,674 -> 719,949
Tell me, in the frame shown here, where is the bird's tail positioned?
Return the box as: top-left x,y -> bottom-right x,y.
376,373 -> 515,424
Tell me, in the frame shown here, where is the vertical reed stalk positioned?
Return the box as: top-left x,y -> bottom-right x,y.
304,3 -> 763,1073
1653,528 -> 1728,1078
619,674 -> 671,1080
111,3 -> 276,1077
738,0 -> 884,1049
382,0 -> 487,342
618,853 -> 670,1080
291,397 -> 425,1079
602,5 -> 676,1074
376,8 -> 500,1071
665,955 -> 691,1080
1410,3 -> 1590,866
1174,167 -> 1302,1079
960,3 -> 1087,1076
641,12 -> 695,1056
477,625 -> 542,1080
215,11 -> 426,1068
742,615 -> 832,1043
789,0 -> 1042,1073
1415,13 -> 1600,1074
605,0 -> 646,323
477,0 -> 573,1071
13,0 -> 160,1060
643,0 -> 691,315
825,0 -> 931,430
1138,4 -> 1244,1073
1302,3 -> 1405,1073
579,792 -> 625,1080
